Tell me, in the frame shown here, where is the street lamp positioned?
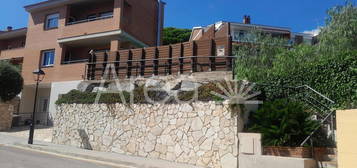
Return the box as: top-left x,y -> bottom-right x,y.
28,69 -> 45,144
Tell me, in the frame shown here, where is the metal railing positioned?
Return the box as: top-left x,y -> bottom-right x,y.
66,15 -> 113,25
254,83 -> 336,147
61,59 -> 89,65
84,55 -> 236,80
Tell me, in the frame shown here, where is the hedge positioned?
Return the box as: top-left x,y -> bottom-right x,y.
55,81 -> 250,105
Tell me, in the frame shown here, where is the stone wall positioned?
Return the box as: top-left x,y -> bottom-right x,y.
0,101 -> 15,131
53,102 -> 238,168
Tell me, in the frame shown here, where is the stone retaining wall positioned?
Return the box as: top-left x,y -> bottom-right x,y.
0,101 -> 14,131
53,102 -> 238,168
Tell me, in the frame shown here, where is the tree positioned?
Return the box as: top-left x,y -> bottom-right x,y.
0,61 -> 23,102
162,27 -> 191,45
234,3 -> 357,109
233,30 -> 289,82
318,2 -> 357,56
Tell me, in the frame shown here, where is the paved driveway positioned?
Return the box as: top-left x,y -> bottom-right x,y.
0,125 -> 52,142
0,146 -> 118,168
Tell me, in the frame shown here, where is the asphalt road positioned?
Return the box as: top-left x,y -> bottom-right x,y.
0,146 -> 118,168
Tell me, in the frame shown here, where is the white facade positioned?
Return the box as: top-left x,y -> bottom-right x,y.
48,80 -> 82,125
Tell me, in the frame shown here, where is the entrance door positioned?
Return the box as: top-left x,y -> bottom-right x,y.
37,97 -> 50,125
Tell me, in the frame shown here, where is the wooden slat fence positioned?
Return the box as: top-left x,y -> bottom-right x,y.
86,37 -> 233,80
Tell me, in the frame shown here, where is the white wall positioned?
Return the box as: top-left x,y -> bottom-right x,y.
49,80 -> 82,125
19,85 -> 51,125
238,133 -> 317,168
239,155 -> 317,168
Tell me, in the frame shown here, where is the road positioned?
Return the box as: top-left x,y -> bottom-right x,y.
0,146 -> 118,168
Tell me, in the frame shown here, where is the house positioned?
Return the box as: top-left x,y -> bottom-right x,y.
190,16 -> 316,46
0,0 -> 165,125
0,27 -> 27,67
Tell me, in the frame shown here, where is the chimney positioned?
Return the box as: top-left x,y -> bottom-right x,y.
243,15 -> 251,24
7,26 -> 13,31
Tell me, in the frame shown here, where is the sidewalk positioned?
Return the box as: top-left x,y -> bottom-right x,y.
0,133 -> 202,168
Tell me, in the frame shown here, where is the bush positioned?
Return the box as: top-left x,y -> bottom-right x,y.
163,27 -> 192,45
0,61 -> 23,102
234,3 -> 357,109
262,50 -> 357,109
247,99 -> 320,147
56,82 -> 238,105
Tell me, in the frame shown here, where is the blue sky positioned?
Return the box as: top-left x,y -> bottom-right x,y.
0,0 -> 354,33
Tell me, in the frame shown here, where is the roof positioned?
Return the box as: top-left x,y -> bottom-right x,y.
0,28 -> 27,40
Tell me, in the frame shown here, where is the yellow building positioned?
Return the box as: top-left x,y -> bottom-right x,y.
336,109 -> 357,168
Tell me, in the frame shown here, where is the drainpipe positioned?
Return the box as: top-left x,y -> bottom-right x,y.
157,0 -> 165,46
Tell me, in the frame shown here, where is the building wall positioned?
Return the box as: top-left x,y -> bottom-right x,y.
0,36 -> 26,50
121,0 -> 160,46
0,101 -> 15,130
336,109 -> 357,168
22,2 -> 121,85
19,85 -> 51,125
0,48 -> 24,60
22,0 -> 159,85
53,102 -> 239,168
48,80 -> 82,125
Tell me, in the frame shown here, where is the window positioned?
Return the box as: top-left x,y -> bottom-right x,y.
41,50 -> 55,67
99,11 -> 113,17
233,30 -> 246,42
45,13 -> 59,29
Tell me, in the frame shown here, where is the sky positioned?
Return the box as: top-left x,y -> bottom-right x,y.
0,0 -> 355,33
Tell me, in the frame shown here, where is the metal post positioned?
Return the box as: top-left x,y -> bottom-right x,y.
28,75 -> 40,145
232,58 -> 236,80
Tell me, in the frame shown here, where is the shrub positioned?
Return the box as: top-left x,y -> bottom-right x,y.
56,81 -> 238,105
234,2 -> 357,109
0,61 -> 23,102
247,99 -> 321,147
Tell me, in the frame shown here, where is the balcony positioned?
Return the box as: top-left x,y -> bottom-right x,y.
60,0 -> 116,39
66,14 -> 113,26
61,44 -> 110,65
0,47 -> 25,60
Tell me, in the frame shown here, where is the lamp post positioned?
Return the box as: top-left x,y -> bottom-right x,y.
28,69 -> 45,145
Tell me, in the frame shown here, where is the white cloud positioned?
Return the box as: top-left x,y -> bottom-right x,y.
303,27 -> 322,36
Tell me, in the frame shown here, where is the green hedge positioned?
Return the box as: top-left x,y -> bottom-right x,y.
260,51 -> 357,109
55,82 -> 244,105
247,99 -> 334,147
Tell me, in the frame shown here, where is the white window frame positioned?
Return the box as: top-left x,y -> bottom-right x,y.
45,13 -> 59,29
41,50 -> 55,67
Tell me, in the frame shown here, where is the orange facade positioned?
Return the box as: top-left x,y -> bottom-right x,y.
0,0 -> 163,85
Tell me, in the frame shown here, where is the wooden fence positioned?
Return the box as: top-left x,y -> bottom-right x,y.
85,37 -> 233,80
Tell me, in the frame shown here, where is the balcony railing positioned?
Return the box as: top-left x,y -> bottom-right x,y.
0,46 -> 25,51
66,15 -> 113,26
61,59 -> 89,65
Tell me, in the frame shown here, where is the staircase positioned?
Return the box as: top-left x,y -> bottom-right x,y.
315,148 -> 337,168
256,83 -> 338,167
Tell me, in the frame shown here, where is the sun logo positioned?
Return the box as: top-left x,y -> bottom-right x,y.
210,79 -> 263,105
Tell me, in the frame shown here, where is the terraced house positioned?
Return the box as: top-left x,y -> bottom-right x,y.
0,0 -> 165,125
0,1 -> 316,126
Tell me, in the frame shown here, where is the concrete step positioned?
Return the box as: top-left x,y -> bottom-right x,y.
319,161 -> 337,168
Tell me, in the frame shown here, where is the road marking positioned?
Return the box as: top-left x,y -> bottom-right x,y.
9,145 -> 137,168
